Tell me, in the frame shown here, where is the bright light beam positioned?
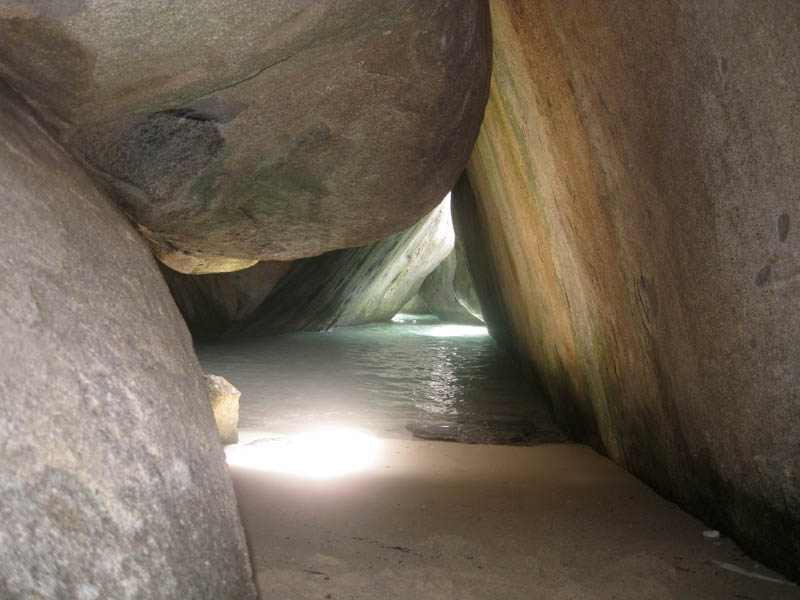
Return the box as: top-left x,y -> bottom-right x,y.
225,428 -> 381,478
419,324 -> 488,337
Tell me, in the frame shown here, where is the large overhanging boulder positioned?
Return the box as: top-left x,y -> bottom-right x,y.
0,1 -> 492,272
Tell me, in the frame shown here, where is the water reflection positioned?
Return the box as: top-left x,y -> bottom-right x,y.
196,314 -> 565,445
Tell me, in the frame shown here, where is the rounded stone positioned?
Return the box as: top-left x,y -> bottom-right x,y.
0,1 -> 492,270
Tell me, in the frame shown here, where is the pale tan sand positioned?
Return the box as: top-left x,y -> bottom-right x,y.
229,435 -> 799,600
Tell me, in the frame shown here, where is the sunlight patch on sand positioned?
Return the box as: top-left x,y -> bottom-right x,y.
226,428 -> 381,478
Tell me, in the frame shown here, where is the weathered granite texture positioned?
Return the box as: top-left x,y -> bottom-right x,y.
228,198 -> 454,336
0,0 -> 491,271
460,0 -> 800,581
0,82 -> 256,599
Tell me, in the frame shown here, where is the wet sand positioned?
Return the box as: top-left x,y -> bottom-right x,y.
229,435 -> 798,600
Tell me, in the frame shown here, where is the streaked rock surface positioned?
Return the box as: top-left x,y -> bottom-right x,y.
228,198 -> 455,336
460,0 -> 800,581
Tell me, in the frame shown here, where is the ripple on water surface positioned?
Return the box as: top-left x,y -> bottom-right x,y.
196,314 -> 566,445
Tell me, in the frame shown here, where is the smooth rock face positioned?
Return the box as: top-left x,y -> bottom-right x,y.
451,173 -> 512,348
161,260 -> 292,339
0,1 -> 492,269
418,248 -> 483,324
399,294 -> 431,315
206,374 -> 241,444
452,238 -> 483,321
229,198 -> 455,336
461,0 -> 800,581
0,83 -> 255,599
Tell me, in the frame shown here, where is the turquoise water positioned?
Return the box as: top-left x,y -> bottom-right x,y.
196,314 -> 565,444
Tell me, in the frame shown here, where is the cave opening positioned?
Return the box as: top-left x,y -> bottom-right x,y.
186,190 -> 565,471
3,0 -> 797,596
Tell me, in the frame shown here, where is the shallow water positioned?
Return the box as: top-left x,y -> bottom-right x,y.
196,314 -> 565,444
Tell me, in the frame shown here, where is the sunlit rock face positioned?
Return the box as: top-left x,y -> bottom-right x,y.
460,0 -> 800,581
161,260 -> 293,339
0,0 -> 491,272
165,196 -> 480,337
227,197 -> 455,336
0,83 -> 256,599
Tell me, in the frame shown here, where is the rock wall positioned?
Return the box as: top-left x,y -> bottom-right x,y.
0,83 -> 255,598
418,246 -> 483,324
228,198 -> 454,336
0,1 -> 491,272
451,173 -> 514,348
460,0 -> 800,580
451,238 -> 484,322
161,260 -> 292,339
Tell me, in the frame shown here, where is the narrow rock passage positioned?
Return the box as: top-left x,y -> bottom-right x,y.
199,319 -> 798,599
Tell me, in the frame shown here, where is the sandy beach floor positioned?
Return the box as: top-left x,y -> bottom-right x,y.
229,433 -> 798,600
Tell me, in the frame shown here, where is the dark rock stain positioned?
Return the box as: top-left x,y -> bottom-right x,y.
778,213 -> 790,242
0,16 -> 94,125
73,110 -> 224,210
641,274 -> 659,318
720,56 -> 728,74
238,207 -> 258,223
755,264 -> 771,287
